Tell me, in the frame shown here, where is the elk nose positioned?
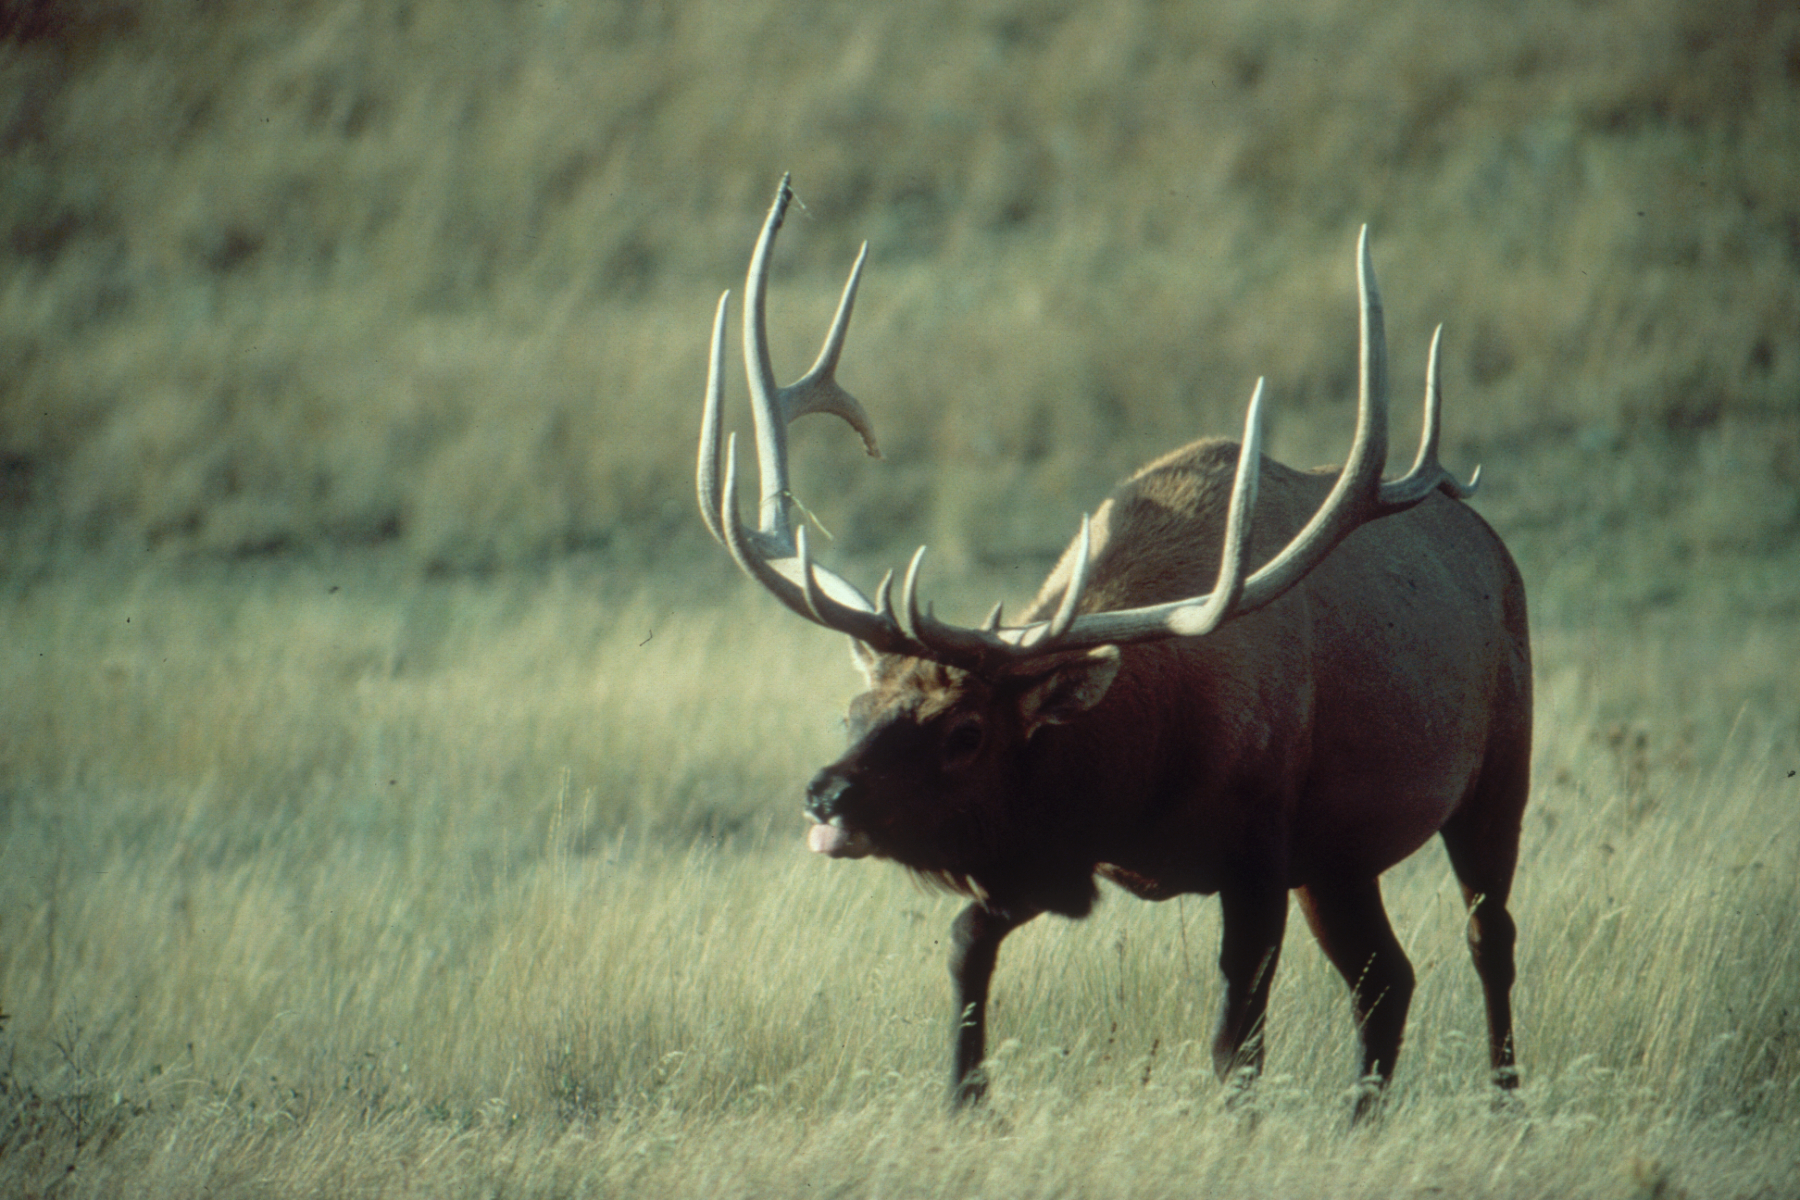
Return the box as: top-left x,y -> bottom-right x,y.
805,770 -> 851,822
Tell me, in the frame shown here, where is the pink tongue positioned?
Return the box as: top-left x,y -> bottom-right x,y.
808,823 -> 870,858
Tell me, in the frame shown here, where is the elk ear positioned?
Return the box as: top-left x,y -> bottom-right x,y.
1012,646 -> 1122,738
850,638 -> 880,686
849,638 -> 905,689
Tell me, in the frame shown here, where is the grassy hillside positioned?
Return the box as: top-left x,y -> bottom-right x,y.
3,0 -> 1799,1194
2,0 -> 1796,585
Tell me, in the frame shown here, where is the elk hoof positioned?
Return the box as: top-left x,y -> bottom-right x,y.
950,1068 -> 990,1111
1348,1076 -> 1388,1127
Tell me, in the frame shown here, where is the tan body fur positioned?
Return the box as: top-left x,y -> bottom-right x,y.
1031,438 -> 1533,897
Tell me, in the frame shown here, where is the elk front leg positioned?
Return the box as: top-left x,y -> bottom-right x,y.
1212,877 -> 1289,1094
947,901 -> 1035,1108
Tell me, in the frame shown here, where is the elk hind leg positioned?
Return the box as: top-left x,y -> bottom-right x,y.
1296,875 -> 1415,1122
1439,767 -> 1526,1094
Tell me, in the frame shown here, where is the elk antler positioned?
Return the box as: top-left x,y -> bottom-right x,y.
696,175 -> 926,656
698,178 -> 1478,669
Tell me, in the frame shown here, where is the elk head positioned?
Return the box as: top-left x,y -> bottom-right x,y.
801,644 -> 1122,866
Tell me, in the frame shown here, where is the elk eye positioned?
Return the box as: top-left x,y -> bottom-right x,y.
941,716 -> 984,767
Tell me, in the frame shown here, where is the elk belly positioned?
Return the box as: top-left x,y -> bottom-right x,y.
808,822 -> 873,858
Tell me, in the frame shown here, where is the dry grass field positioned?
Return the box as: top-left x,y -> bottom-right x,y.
3,0 -> 1799,1195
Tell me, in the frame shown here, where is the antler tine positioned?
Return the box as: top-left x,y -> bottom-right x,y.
1377,324 -> 1479,507
697,290 -> 732,546
781,243 -> 882,457
742,175 -> 884,544
716,431 -> 774,594
1046,514 -> 1093,642
1355,224 -> 1391,482
898,545 -> 930,643
796,522 -> 828,625
1226,225 -> 1390,611
1167,377 -> 1264,636
873,568 -> 896,621
744,175 -> 798,541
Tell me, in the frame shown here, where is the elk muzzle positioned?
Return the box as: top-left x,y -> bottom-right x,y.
804,770 -> 874,858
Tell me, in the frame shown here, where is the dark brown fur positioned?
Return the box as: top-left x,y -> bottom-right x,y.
806,437 -> 1531,1116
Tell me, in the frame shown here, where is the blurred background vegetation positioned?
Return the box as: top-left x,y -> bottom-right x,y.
1,0 -> 1795,614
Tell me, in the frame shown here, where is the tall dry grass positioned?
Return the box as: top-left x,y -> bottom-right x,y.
1,561 -> 1797,1196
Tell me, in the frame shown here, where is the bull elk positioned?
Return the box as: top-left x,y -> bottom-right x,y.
697,176 -> 1531,1119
